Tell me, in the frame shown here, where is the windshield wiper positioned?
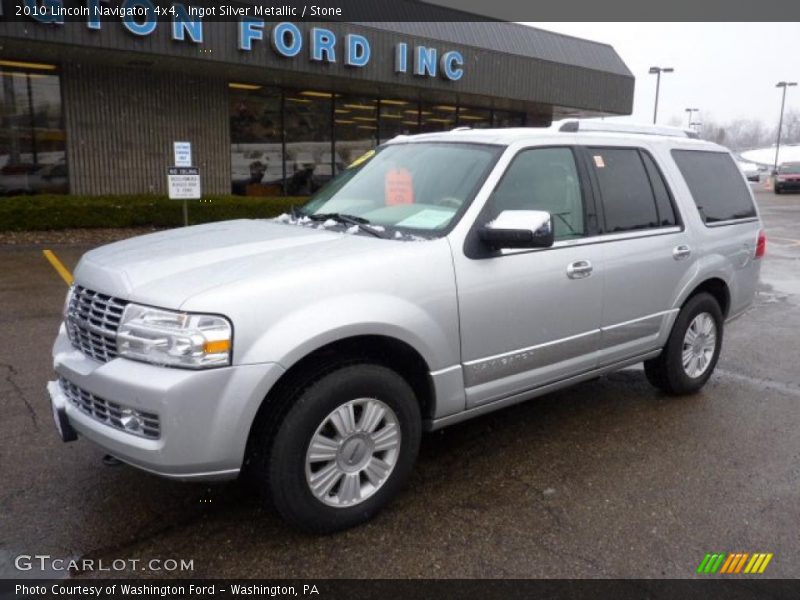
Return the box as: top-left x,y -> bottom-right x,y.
308,213 -> 389,239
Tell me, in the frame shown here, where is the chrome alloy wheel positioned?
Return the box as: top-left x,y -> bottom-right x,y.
305,398 -> 401,508
682,312 -> 717,378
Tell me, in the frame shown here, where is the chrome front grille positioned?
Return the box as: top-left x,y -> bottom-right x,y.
59,377 -> 160,439
66,285 -> 127,363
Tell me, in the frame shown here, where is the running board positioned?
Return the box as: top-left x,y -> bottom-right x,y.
424,349 -> 662,431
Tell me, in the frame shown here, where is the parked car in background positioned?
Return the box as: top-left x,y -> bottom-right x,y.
774,162 -> 800,194
49,121 -> 764,533
735,157 -> 763,183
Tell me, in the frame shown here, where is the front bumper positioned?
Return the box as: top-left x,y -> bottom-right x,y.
49,325 -> 285,481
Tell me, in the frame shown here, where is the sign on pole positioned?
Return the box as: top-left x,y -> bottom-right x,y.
173,141 -> 192,167
168,166 -> 200,227
167,166 -> 201,199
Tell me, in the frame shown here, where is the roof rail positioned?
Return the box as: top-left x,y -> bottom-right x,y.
558,120 -> 699,139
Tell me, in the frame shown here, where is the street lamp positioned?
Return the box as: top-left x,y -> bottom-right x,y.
774,81 -> 798,172
685,107 -> 699,128
649,66 -> 674,124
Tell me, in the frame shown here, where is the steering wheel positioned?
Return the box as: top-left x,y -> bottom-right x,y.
437,196 -> 462,210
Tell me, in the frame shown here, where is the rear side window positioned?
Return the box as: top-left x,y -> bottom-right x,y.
671,150 -> 757,224
589,147 -> 661,232
640,152 -> 678,227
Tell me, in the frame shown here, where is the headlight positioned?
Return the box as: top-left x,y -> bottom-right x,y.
63,284 -> 74,320
116,303 -> 232,369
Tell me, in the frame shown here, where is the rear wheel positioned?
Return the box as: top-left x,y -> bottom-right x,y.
257,363 -> 421,533
644,292 -> 723,395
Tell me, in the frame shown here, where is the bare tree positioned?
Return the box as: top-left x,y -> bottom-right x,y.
697,117 -> 775,151
780,109 -> 800,145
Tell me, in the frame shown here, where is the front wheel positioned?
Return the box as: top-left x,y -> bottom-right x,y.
263,363 -> 421,533
644,292 -> 723,395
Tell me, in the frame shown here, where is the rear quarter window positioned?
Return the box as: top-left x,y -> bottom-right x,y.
671,150 -> 757,224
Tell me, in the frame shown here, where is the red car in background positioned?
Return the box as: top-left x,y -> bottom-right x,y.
775,162 -> 800,194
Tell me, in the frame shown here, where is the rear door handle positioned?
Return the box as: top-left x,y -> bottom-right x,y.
567,260 -> 593,279
673,245 -> 692,260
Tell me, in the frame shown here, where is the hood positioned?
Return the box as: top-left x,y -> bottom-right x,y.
74,219 -> 385,307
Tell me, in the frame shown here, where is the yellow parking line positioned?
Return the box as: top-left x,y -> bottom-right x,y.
42,249 -> 74,286
770,236 -> 800,247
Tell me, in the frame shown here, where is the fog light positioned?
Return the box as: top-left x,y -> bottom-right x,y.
119,408 -> 145,433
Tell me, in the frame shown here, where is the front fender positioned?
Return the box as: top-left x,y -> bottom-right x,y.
237,293 -> 460,372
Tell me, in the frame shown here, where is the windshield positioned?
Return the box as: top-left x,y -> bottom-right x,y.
301,142 -> 501,233
778,163 -> 800,174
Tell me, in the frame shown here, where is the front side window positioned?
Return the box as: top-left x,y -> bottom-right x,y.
484,147 -> 585,240
589,147 -> 661,233
671,150 -> 757,224
303,142 -> 501,233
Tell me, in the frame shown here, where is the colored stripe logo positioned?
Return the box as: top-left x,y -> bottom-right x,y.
696,552 -> 773,574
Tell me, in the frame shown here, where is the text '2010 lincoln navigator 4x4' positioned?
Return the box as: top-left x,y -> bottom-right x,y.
49,121 -> 765,532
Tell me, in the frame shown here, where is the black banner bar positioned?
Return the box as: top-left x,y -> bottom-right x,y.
3,579 -> 800,600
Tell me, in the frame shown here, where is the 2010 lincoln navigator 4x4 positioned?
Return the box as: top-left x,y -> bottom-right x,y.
49,121 -> 765,532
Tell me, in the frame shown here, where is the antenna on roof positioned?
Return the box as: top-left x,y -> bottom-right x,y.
558,120 -> 699,139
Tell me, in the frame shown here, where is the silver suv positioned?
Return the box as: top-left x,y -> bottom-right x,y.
49,121 -> 765,532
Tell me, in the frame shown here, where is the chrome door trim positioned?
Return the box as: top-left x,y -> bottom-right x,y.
427,349 -> 662,431
704,217 -> 759,228
462,329 -> 601,387
497,226 -> 683,256
599,309 -> 678,348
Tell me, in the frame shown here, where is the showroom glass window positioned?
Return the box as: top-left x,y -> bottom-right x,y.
283,90 -> 333,196
0,64 -> 67,196
493,110 -> 525,128
335,95 -> 377,175
229,84 -> 283,196
458,106 -> 492,128
419,103 -> 458,133
378,98 -> 418,143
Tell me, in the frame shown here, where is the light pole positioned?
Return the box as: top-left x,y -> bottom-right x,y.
649,66 -> 674,124
685,107 -> 699,128
774,81 -> 797,172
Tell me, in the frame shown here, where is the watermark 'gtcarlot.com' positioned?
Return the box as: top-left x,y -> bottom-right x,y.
14,555 -> 195,573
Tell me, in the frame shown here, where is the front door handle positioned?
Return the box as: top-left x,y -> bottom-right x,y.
567,260 -> 593,279
673,245 -> 692,260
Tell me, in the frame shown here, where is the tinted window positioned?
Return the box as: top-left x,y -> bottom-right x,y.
672,150 -> 757,223
589,148 -> 659,232
487,148 -> 585,240
641,152 -> 678,226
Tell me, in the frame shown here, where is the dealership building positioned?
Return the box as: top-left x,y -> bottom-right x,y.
0,5 -> 633,197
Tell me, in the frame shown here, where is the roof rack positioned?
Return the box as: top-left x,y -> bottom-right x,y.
558,120 -> 699,139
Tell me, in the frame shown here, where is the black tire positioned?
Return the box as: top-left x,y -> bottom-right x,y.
774,186 -> 782,195
643,292 -> 723,396
257,363 -> 421,533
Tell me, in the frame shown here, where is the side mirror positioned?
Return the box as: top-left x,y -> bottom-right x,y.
479,210 -> 554,250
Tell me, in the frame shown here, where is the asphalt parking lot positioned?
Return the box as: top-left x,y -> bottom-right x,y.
1,190 -> 798,579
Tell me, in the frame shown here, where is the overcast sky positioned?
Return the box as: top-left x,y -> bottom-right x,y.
524,23 -> 800,127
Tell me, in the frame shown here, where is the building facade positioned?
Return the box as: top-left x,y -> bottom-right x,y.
0,7 -> 634,197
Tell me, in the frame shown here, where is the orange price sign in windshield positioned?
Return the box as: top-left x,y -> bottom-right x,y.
385,168 -> 415,206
